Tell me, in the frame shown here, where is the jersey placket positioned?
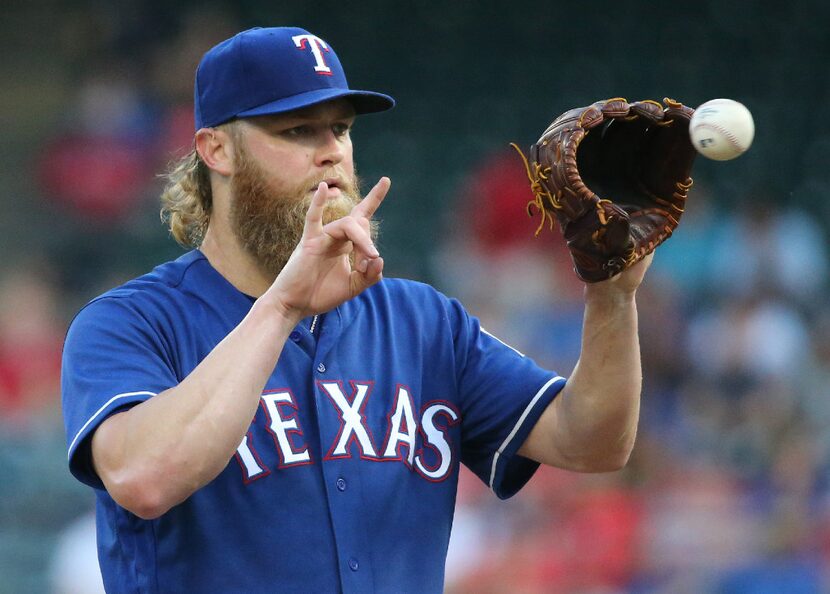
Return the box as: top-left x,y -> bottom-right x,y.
311,308 -> 377,593
287,315 -> 319,358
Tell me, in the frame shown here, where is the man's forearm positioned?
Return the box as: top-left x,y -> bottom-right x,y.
518,282 -> 643,472
556,286 -> 642,470
92,298 -> 301,518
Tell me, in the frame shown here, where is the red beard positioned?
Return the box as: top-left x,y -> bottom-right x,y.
229,145 -> 372,278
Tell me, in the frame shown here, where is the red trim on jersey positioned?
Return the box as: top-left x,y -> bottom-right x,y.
414,400 -> 461,483
233,431 -> 272,485
260,388 -> 313,469
319,380 -> 380,461
379,384 -> 418,468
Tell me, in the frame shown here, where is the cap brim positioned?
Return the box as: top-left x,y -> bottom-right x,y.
237,88 -> 395,119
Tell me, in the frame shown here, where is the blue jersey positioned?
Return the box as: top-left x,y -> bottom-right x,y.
61,250 -> 565,594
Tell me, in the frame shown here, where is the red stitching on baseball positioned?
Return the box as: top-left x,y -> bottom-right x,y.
693,122 -> 745,152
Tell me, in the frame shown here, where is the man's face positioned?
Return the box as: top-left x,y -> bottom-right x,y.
227,100 -> 371,278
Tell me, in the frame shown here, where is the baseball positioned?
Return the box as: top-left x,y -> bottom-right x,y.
688,99 -> 754,161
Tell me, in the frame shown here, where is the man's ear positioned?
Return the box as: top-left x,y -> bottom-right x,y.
195,127 -> 236,177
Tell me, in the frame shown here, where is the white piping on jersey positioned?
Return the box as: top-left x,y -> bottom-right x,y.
481,327 -> 525,358
67,391 -> 157,460
488,376 -> 565,491
309,314 -> 319,336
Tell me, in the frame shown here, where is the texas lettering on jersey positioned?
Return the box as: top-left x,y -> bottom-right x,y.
234,381 -> 461,483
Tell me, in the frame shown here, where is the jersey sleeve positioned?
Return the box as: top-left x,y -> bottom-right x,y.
61,296 -> 179,489
446,297 -> 566,500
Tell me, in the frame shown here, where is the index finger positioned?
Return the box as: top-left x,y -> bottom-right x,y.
302,181 -> 329,238
351,177 -> 391,220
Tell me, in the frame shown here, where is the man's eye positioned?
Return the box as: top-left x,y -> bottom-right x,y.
332,123 -> 351,137
284,126 -> 310,137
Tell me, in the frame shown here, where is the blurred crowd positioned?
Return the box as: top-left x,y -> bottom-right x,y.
439,151 -> 830,593
3,2 -> 830,593
1,6 -> 242,592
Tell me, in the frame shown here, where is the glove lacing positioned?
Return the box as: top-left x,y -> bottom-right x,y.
510,142 -> 559,236
510,142 -> 620,237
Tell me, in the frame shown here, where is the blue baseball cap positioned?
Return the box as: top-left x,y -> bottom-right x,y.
194,27 -> 395,129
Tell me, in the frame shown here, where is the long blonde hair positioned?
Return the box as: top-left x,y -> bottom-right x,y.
159,149 -> 213,247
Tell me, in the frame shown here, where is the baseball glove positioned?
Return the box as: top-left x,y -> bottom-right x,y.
512,97 -> 697,282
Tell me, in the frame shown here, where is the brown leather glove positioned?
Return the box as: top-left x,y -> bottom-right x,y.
513,97 -> 697,282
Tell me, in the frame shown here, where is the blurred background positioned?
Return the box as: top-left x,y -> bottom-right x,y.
2,0 -> 829,592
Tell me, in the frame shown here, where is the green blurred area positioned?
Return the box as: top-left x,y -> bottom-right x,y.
3,0 -> 828,295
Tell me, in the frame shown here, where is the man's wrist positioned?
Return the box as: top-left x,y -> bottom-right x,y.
583,282 -> 638,309
251,293 -> 305,329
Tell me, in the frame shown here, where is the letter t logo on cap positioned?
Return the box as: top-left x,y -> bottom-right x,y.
292,34 -> 333,76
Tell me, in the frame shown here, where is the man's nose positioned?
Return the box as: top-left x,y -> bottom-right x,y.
315,130 -> 344,167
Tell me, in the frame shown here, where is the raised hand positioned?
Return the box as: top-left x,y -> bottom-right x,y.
265,177 -> 391,320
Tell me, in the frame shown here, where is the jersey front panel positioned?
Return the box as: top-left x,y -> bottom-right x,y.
61,250 -> 565,594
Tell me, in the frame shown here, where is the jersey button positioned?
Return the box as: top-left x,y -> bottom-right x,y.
348,557 -> 359,572
316,362 -> 326,373
289,331 -> 301,342
336,477 -> 347,491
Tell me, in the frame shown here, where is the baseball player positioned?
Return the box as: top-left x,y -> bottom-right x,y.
62,27 -> 650,593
